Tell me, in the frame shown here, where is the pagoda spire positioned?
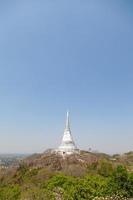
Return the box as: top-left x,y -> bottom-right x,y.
65,110 -> 70,131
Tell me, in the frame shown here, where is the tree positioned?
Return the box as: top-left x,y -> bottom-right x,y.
98,160 -> 113,177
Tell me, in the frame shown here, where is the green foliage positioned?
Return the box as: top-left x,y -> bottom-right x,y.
112,165 -> 128,186
104,165 -> 133,198
20,187 -> 55,200
0,184 -> 20,200
98,160 -> 113,177
46,174 -> 110,200
127,172 -> 133,196
0,164 -> 133,199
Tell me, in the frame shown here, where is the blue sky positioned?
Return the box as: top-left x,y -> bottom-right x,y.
0,0 -> 133,154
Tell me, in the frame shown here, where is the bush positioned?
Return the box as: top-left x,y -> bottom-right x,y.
98,160 -> 113,177
0,184 -> 21,200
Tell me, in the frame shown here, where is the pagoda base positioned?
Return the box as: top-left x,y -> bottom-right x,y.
54,148 -> 80,156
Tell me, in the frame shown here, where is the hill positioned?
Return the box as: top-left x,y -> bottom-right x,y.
21,150 -> 133,174
0,151 -> 132,200
22,151 -> 99,175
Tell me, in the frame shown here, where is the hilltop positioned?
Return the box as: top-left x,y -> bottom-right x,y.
1,150 -> 133,174
21,150 -> 98,176
18,150 -> 133,175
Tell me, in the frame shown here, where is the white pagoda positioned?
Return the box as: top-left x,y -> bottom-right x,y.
56,111 -> 79,156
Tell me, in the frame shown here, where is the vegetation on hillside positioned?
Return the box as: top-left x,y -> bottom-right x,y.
0,152 -> 133,200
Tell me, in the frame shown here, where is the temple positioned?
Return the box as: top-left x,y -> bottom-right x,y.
56,111 -> 79,156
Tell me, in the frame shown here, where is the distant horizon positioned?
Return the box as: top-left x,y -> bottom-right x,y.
0,149 -> 133,156
0,0 -> 133,154
0,145 -> 131,155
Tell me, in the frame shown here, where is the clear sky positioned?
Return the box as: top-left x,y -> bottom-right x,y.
0,0 -> 133,154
